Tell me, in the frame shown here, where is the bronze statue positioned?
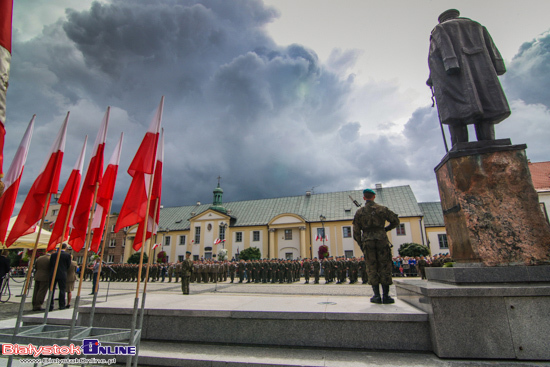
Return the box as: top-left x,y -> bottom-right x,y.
427,9 -> 510,147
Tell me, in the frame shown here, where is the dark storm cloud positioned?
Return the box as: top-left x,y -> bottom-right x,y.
503,31 -> 550,106
5,0 -> 549,213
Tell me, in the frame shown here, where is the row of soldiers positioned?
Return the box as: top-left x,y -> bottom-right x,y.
78,255 -> 453,284
78,257 -> 372,285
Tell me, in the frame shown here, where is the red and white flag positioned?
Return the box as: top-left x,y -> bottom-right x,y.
47,137 -> 87,251
5,113 -> 68,247
0,116 -> 34,243
214,238 -> 221,245
69,108 -> 109,252
115,97 -> 163,234
132,128 -> 164,251
90,133 -> 123,253
152,243 -> 160,250
0,0 -> 13,176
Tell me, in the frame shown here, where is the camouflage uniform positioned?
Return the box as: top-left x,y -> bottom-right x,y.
353,200 -> 400,286
181,256 -> 194,295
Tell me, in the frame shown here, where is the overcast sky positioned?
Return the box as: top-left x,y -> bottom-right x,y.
5,0 -> 550,213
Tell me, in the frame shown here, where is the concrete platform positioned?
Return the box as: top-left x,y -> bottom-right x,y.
72,293 -> 431,352
396,279 -> 550,360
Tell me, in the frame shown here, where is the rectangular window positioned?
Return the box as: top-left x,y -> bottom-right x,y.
540,203 -> 549,224
438,234 -> 449,249
111,224 -> 116,232
205,252 -> 212,259
285,252 -> 293,260
77,256 -> 83,264
164,236 -> 171,246
344,250 -> 354,259
236,232 -> 243,242
253,231 -> 260,241
109,238 -> 116,247
52,209 -> 59,216
284,229 -> 293,240
396,224 -> 406,236
342,226 -> 352,238
193,255 -> 199,261
178,255 -> 184,262
179,235 -> 186,245
194,226 -> 201,244
107,255 -> 115,263
219,225 -> 226,241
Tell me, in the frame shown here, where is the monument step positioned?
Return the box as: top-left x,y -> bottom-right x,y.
77,293 -> 432,352
129,341 -> 445,367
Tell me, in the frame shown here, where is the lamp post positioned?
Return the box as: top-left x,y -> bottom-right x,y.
319,215 -> 326,258
220,222 -> 228,249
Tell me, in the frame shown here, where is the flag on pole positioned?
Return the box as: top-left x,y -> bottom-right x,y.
69,108 -> 109,252
132,128 -> 164,251
0,0 -> 13,176
115,97 -> 163,233
47,137 -> 87,251
214,239 -> 221,245
0,116 -> 34,244
90,133 -> 123,253
152,243 -> 160,250
5,113 -> 68,247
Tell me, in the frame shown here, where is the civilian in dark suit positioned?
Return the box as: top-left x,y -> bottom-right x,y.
0,250 -> 10,293
49,243 -> 72,310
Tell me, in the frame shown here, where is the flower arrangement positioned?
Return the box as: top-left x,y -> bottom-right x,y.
218,248 -> 228,261
318,245 -> 329,259
157,251 -> 167,264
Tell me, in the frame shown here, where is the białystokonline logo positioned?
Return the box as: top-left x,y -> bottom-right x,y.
82,339 -> 136,356
2,340 -> 136,357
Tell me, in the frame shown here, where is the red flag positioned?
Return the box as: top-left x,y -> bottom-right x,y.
115,97 -> 163,233
0,116 -> 34,243
132,128 -> 164,251
0,0 -> 13,176
90,133 -> 123,253
47,137 -> 87,251
69,108 -> 109,252
5,113 -> 68,247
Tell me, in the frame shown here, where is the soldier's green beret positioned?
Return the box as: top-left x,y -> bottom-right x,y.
186,251 -> 191,254
363,188 -> 376,196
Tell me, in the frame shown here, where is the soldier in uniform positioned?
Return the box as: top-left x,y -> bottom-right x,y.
353,188 -> 400,304
312,258 -> 320,284
181,251 -> 194,295
302,258 -> 311,284
237,260 -> 245,283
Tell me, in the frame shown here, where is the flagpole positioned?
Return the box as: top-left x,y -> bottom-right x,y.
127,169 -> 157,367
8,193 -> 51,367
131,198 -> 159,367
88,199 -> 113,327
43,203 -> 72,324
68,182 -> 100,339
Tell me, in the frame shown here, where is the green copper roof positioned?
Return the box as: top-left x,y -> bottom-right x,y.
159,185 -> 423,231
418,202 -> 445,227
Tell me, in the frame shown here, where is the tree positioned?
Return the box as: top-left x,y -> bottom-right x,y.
127,252 -> 149,264
238,247 -> 261,260
398,243 -> 431,257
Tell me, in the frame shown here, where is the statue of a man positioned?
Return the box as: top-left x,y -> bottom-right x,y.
427,9 -> 510,146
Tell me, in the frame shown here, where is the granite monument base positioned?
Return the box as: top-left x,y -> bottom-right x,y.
395,278 -> 550,360
435,140 -> 550,265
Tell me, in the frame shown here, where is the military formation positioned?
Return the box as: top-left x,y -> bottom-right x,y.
77,257 -> 373,285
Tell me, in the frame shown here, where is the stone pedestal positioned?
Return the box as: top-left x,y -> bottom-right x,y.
435,140 -> 550,266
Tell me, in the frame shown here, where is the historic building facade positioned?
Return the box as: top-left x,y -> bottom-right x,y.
123,183 -> 445,262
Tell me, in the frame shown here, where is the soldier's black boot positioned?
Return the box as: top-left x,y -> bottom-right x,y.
382,285 -> 395,304
370,285 -> 382,304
